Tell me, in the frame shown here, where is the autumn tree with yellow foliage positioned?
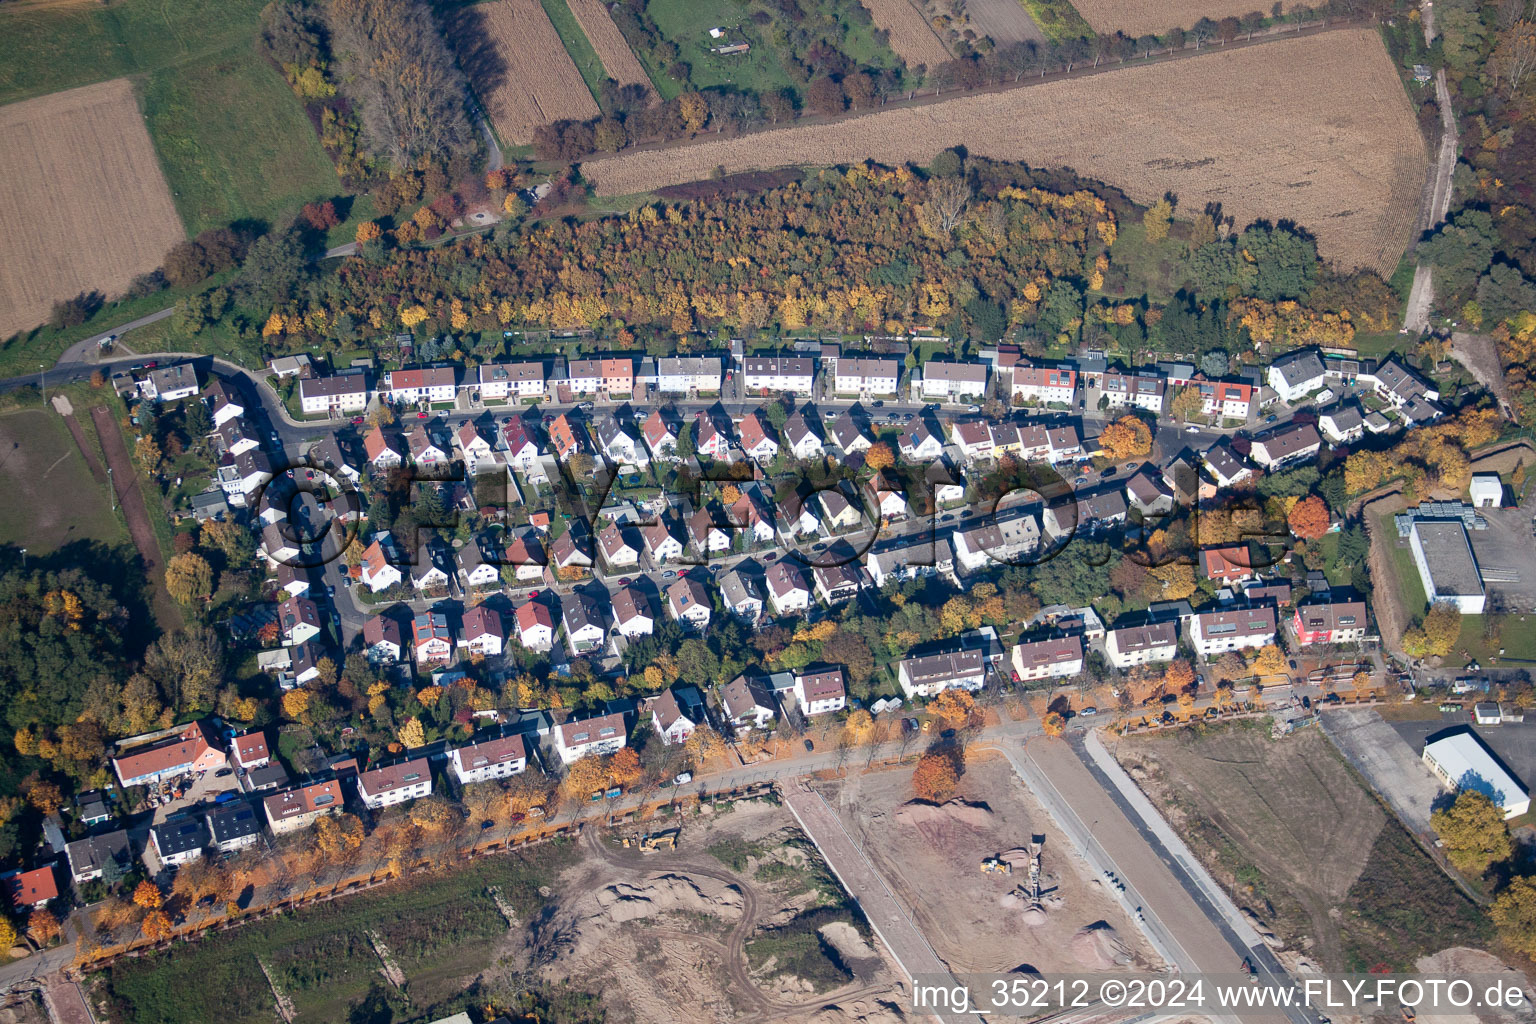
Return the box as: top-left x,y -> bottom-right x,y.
1098,415 -> 1152,461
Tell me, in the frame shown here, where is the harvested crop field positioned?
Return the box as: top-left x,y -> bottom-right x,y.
461,0 -> 600,144
584,29 -> 1425,271
966,0 -> 1046,45
859,0 -> 952,68
1070,0 -> 1273,36
0,78 -> 184,339
1116,723 -> 1490,971
566,0 -> 654,93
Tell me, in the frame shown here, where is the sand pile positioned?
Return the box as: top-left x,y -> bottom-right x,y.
820,921 -> 879,962
593,873 -> 744,924
893,800 -> 994,846
1071,922 -> 1132,969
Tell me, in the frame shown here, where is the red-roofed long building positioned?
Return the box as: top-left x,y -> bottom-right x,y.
113,722 -> 225,788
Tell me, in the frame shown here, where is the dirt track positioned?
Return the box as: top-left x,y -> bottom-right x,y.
90,404 -> 178,628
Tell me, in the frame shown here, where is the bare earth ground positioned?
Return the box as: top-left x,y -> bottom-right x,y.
91,404 -> 181,629
1451,332 -> 1518,419
489,800 -> 912,1024
583,29 -> 1425,272
1069,0 -> 1287,36
0,78 -> 184,339
0,407 -> 122,552
859,0 -> 952,68
567,0 -> 654,94
1116,725 -> 1384,970
964,0 -> 1046,46
463,0 -> 600,145
821,755 -> 1158,975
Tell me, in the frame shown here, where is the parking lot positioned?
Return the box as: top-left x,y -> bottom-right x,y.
148,763 -> 241,825
1469,506 -> 1536,614
1391,714 -> 1536,803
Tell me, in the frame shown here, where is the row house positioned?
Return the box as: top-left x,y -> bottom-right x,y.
952,507 -> 1041,575
1188,605 -> 1277,657
1104,620 -> 1179,669
264,779 -> 342,836
385,367 -> 457,405
897,649 -> 985,699
566,357 -> 635,397
834,356 -> 900,396
743,355 -> 815,394
449,733 -> 528,784
1292,600 -> 1368,645
655,356 -> 723,394
951,419 -> 996,461
478,362 -> 546,402
298,373 -> 369,416
553,712 -> 627,765
793,667 -> 847,716
1043,489 -> 1128,539
1011,422 -> 1081,464
1249,421 -> 1322,469
1099,371 -> 1166,413
921,361 -> 989,402
1011,364 -> 1077,405
1009,634 -> 1085,682
357,758 -> 432,809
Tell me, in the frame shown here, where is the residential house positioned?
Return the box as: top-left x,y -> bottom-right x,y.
1202,442 -> 1255,490
65,830 -> 133,884
360,539 -> 403,592
765,561 -> 811,616
457,422 -> 497,474
5,866 -> 58,911
449,733 -> 527,784
478,361 -> 546,402
897,418 -> 945,461
828,409 -> 873,454
897,650 -> 984,699
952,419 -> 995,462
500,418 -> 543,474
1249,422 -> 1322,469
566,357 -> 634,397
781,408 -> 824,459
921,361 -> 988,402
1188,605 -> 1277,657
812,562 -> 863,606
548,414 -> 583,462
457,541 -> 501,590
554,712 -> 627,765
834,357 -> 900,397
141,363 -> 201,402
263,780 -> 343,836
299,373 -> 369,416
1199,545 -> 1257,585
549,527 -> 593,574
612,586 -> 655,639
1011,422 -> 1082,464
113,722 -> 224,788
461,605 -> 505,657
308,435 -> 361,486
952,507 -> 1040,574
739,411 -> 779,462
694,411 -> 731,459
1011,364 -> 1077,405
1099,371 -> 1166,413
563,592 -> 608,652
229,731 -> 271,772
1292,600 -> 1368,645
866,536 -> 954,587
721,675 -> 777,731
504,532 -> 547,583
792,668 -> 847,716
1125,470 -> 1175,515
364,426 -> 402,470
358,758 -> 432,809
220,448 -> 274,506
407,426 -> 448,467
655,356 -> 722,394
412,611 -> 454,665
203,379 -> 245,426
206,802 -> 263,854
278,594 -> 322,646
261,522 -> 301,566
1362,357 -> 1442,418
926,460 -> 966,507
776,491 -> 822,538
1042,489 -> 1128,539
642,410 -> 681,462
268,354 -> 311,378
1197,380 -> 1254,420
409,546 -> 451,592
363,614 -> 404,663
595,418 -> 647,467
1267,350 -> 1327,402
150,818 -> 205,868
290,640 -> 325,686
643,520 -> 685,565
818,484 -> 864,532
719,568 -> 765,624
384,367 -> 457,405
216,418 -> 260,458
729,489 -> 777,545
650,688 -> 698,745
1319,402 -> 1366,444
1010,635 -> 1085,682
1104,621 -> 1179,669
515,601 -> 556,652
597,521 -> 640,570
667,577 -> 712,629
743,355 -> 815,394
686,507 -> 733,557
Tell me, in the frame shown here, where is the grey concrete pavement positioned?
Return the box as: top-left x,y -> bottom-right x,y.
1319,707 -> 1441,835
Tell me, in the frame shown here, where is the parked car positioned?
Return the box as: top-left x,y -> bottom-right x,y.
618,577 -> 632,586
803,739 -> 814,752
215,768 -> 233,777
662,569 -> 676,578
674,772 -> 692,785
351,416 -> 364,425
1186,425 -> 1200,433
417,411 -> 428,418
1079,707 -> 1098,717
966,405 -> 981,413
872,400 -> 884,408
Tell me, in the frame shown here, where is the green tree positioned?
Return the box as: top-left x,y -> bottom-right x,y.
1432,791 -> 1512,875
1142,198 -> 1172,243
1492,876 -> 1536,956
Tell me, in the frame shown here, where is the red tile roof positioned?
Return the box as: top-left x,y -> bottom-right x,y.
5,865 -> 58,909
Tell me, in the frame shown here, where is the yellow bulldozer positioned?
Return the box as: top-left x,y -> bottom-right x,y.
980,857 -> 1012,875
621,829 -> 680,853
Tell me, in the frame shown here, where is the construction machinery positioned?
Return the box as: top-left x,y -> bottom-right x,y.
620,828 -> 681,853
980,857 -> 1013,875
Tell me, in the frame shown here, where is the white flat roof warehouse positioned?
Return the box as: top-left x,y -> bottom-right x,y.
1422,732 -> 1530,819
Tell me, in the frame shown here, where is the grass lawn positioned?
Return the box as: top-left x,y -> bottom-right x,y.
1381,513 -> 1430,620
645,0 -> 797,96
1352,330 -> 1406,360
140,42 -> 340,235
1445,613 -> 1536,668
1016,0 -> 1093,44
1108,219 -> 1186,305
0,0 -> 269,105
539,0 -> 610,103
0,404 -> 126,553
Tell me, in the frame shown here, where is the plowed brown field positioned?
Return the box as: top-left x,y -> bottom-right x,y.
566,0 -> 653,93
0,78 -> 184,339
472,0 -> 600,144
860,0 -> 952,68
582,29 -> 1425,271
1072,0 -> 1273,36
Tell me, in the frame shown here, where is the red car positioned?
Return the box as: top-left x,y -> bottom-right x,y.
417,411 -> 428,419
618,577 -> 632,586
351,416 -> 364,425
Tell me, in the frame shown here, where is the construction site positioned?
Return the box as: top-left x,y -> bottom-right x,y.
818,752 -> 1158,976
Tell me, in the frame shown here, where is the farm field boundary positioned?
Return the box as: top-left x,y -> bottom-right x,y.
582,27 -> 1425,272
565,0 -> 655,93
455,0 -> 601,145
858,0 -> 951,68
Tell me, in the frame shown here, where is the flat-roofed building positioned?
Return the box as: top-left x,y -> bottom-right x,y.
1409,520 -> 1486,613
1423,731 -> 1530,818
